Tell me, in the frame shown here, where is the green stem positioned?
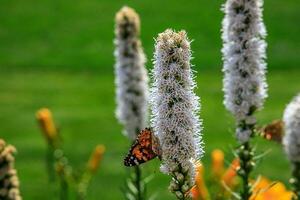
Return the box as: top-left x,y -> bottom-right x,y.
46,145 -> 55,182
77,172 -> 92,200
292,162 -> 300,200
54,149 -> 70,200
60,175 -> 69,200
170,164 -> 191,200
237,141 -> 254,200
134,165 -> 143,200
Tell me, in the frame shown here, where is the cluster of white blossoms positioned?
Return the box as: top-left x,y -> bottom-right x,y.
150,29 -> 203,198
222,0 -> 268,143
114,6 -> 149,140
283,94 -> 300,163
0,139 -> 22,200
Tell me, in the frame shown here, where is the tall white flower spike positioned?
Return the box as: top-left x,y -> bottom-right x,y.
283,94 -> 300,162
222,0 -> 268,143
114,6 -> 149,140
151,29 -> 203,198
283,94 -> 300,198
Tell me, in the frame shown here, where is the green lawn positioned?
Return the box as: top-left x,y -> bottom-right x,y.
0,0 -> 300,199
0,0 -> 299,71
0,69 -> 299,199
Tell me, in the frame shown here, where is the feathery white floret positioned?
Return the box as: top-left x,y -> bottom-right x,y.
114,6 -> 149,140
150,30 -> 203,193
222,0 -> 267,142
283,94 -> 300,162
0,139 -> 22,200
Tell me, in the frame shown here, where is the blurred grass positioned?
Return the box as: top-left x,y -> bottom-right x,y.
0,69 -> 299,199
0,0 -> 299,71
0,0 -> 300,199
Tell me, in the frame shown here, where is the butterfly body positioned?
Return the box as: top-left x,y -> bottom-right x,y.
124,128 -> 161,167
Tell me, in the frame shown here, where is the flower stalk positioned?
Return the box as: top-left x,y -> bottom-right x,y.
87,145 -> 105,174
37,108 -> 72,199
221,0 -> 267,198
134,166 -> 143,200
36,108 -> 59,148
77,145 -> 105,200
283,94 -> 300,199
0,139 -> 22,200
114,6 -> 148,140
291,162 -> 300,199
236,122 -> 256,199
36,108 -> 106,200
151,29 -> 203,199
236,141 -> 255,199
36,108 -> 60,181
114,6 -> 149,200
54,149 -> 72,200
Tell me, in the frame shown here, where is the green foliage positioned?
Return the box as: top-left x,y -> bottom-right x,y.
122,167 -> 145,200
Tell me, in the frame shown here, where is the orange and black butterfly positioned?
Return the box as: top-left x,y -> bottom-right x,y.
260,120 -> 284,143
124,128 -> 161,167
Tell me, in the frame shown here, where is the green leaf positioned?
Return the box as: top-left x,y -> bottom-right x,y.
143,174 -> 154,184
127,179 -> 138,195
125,192 -> 136,200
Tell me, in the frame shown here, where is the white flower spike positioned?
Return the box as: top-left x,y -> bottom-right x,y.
222,0 -> 268,143
150,29 -> 204,197
114,6 -> 149,140
283,94 -> 300,162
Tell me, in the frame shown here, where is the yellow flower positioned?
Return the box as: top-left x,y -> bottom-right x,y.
87,145 -> 105,173
192,149 -> 293,200
191,162 -> 210,200
211,149 -> 225,179
250,177 -> 293,200
36,108 -> 58,146
221,158 -> 240,188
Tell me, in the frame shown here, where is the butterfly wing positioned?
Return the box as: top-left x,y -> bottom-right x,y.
261,120 -> 284,143
124,128 -> 158,166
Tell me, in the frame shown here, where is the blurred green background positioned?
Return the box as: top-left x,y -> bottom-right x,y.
0,0 -> 299,199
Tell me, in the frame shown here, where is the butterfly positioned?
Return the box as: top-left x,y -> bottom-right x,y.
260,120 -> 284,143
124,128 -> 161,167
